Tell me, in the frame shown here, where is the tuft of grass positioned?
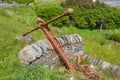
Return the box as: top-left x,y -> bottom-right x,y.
107,31 -> 120,42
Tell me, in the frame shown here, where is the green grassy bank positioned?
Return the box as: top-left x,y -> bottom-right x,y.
0,6 -> 120,80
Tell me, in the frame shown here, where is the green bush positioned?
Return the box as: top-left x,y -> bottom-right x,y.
61,0 -> 120,29
69,7 -> 120,29
33,3 -> 70,27
32,2 -> 120,29
108,32 -> 120,42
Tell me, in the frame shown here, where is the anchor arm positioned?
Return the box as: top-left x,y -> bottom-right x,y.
22,8 -> 73,36
41,8 -> 73,26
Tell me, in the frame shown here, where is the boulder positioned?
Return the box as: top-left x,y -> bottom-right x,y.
100,61 -> 111,70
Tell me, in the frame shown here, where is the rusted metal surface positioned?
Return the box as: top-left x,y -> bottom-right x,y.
22,27 -> 39,36
74,64 -> 99,80
76,54 -> 82,64
37,20 -> 74,70
75,55 -> 99,80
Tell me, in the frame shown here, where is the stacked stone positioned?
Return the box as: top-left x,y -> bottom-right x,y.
80,53 -> 120,76
18,34 -> 83,69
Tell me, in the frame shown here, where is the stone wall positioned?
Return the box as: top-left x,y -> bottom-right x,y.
80,53 -> 120,76
18,34 -> 83,69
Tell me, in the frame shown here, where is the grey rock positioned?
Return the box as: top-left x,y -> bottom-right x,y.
74,35 -> 80,44
31,44 -> 42,58
37,40 -> 49,54
28,3 -> 34,6
18,46 -> 37,64
72,35 -> 77,44
44,39 -> 53,50
71,45 -> 76,50
116,68 -> 120,76
77,46 -> 83,51
16,35 -> 33,42
100,61 -> 111,70
82,54 -> 88,59
91,58 -> 96,64
61,36 -> 68,45
97,60 -> 102,66
74,34 -> 82,42
94,59 -> 100,65
87,55 -> 92,61
58,37 -> 65,46
36,39 -> 53,50
110,64 -> 114,69
110,65 -> 119,74
73,34 -> 82,44
78,51 -> 84,56
65,35 -> 71,44
89,56 -> 93,63
69,35 -> 75,44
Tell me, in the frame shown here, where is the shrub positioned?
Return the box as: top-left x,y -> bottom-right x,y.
61,0 -> 120,29
67,7 -> 120,29
108,32 -> 120,42
33,3 -> 70,27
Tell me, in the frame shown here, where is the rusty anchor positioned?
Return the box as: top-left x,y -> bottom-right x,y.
19,8 -> 99,80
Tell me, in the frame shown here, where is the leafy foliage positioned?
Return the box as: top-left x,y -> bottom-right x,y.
69,7 -> 120,29
33,3 -> 70,27
61,0 -> 120,29
107,30 -> 120,42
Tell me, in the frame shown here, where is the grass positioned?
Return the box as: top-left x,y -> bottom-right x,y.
107,31 -> 120,42
0,5 -> 120,80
